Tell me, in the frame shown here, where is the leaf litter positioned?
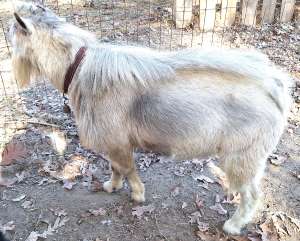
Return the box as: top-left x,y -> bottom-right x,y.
0,142 -> 28,166
170,185 -> 181,197
268,154 -> 286,166
89,208 -> 107,216
0,221 -> 15,233
21,200 -> 34,209
132,205 -> 155,219
11,194 -> 26,202
25,216 -> 69,241
63,179 -> 77,190
193,174 -> 215,184
209,203 -> 227,215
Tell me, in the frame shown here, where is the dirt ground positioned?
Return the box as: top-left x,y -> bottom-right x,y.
0,1 -> 300,241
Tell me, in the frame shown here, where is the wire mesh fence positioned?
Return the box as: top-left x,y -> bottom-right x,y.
0,0 -> 298,171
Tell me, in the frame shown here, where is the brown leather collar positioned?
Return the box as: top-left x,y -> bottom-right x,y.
63,46 -> 87,94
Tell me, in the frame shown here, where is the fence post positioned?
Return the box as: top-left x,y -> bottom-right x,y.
199,0 -> 218,31
280,0 -> 295,22
221,0 -> 238,27
174,0 -> 193,28
295,4 -> 300,29
261,0 -> 277,23
241,0 -> 258,26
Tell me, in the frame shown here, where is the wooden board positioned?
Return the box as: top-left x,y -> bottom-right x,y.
221,0 -> 238,26
280,0 -> 296,22
199,0 -> 218,31
174,0 -> 193,28
241,0 -> 258,26
262,0 -> 277,23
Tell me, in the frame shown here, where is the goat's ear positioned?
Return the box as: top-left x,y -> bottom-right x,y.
14,13 -> 30,33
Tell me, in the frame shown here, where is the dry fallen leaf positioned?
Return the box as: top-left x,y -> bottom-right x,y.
189,211 -> 202,224
192,159 -> 206,166
132,205 -> 155,219
197,229 -> 251,241
197,221 -> 209,232
195,230 -> 219,241
115,205 -> 124,216
12,194 -> 26,202
271,212 -> 300,239
195,194 -> 204,210
53,216 -> 69,229
208,162 -> 229,189
25,216 -> 69,241
0,177 -> 16,187
245,231 -> 263,241
101,219 -> 112,225
271,214 -> 289,236
89,208 -> 107,216
0,221 -> 15,233
16,171 -> 27,183
259,219 -> 279,241
193,174 -> 215,183
1,142 -> 27,166
25,231 -> 40,241
50,208 -> 67,217
88,175 -> 103,192
291,171 -> 300,180
162,202 -> 170,209
170,185 -> 181,197
209,203 -> 227,215
182,202 -> 188,209
22,200 -> 33,209
268,154 -> 286,166
63,180 -> 76,190
198,182 -> 209,190
222,193 -> 240,205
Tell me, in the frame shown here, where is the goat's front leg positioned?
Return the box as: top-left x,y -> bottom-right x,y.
103,165 -> 124,193
103,149 -> 145,202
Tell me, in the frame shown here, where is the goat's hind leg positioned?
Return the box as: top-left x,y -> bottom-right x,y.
223,181 -> 261,234
222,156 -> 265,235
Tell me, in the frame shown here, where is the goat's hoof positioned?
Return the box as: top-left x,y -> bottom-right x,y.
103,180 -> 123,193
223,220 -> 242,235
131,192 -> 145,203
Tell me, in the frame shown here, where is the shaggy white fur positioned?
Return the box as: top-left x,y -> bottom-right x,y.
10,2 -> 292,235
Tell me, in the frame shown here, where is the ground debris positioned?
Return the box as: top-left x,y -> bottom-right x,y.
181,202 -> 188,209
196,229 -> 261,241
193,174 -> 215,184
137,152 -> 160,171
268,154 -> 286,166
25,216 -> 69,241
209,203 -> 227,215
88,208 -> 107,216
132,204 -> 155,219
0,221 -> 15,233
87,175 -> 103,192
170,185 -> 181,197
195,194 -> 204,210
222,193 -> 240,205
11,194 -> 26,202
253,211 -> 300,241
0,142 -> 28,166
21,200 -> 34,209
189,211 -> 202,224
63,179 -> 77,190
